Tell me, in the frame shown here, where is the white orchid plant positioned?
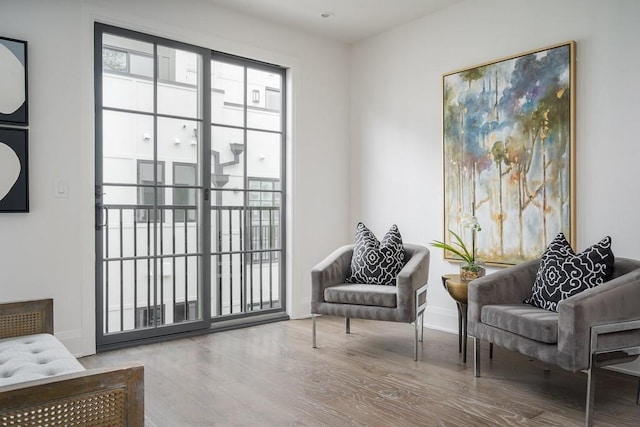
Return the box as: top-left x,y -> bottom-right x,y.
430,214 -> 482,266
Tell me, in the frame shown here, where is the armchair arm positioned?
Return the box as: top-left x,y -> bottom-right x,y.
558,267 -> 640,371
396,245 -> 430,322
311,245 -> 353,310
468,258 -> 540,333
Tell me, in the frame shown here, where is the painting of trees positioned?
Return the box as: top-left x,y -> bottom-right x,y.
442,42 -> 575,265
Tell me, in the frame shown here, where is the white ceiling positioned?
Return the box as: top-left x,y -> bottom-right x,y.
205,0 -> 464,43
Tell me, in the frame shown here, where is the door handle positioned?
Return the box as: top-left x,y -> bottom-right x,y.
96,205 -> 108,230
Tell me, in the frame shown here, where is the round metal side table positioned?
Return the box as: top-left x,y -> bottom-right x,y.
441,274 -> 469,362
441,274 -> 493,364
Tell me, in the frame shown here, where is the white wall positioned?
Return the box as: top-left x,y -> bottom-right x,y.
350,0 -> 640,374
2,0 -> 638,377
0,0 -> 351,355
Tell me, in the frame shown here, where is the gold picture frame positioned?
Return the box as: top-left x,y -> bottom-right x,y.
442,41 -> 576,265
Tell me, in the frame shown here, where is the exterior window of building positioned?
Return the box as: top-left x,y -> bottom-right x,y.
136,304 -> 164,328
173,300 -> 197,322
248,178 -> 280,262
157,46 -> 176,82
173,163 -> 197,223
251,89 -> 260,104
102,47 -> 128,72
265,87 -> 281,111
129,53 -> 153,77
102,34 -> 153,78
137,160 -> 165,222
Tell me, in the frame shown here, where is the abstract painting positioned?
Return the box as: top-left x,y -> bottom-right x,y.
0,127 -> 28,212
442,41 -> 575,265
0,36 -> 28,126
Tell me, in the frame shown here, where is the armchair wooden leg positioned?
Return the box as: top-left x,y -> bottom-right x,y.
312,315 -> 317,348
420,312 -> 425,343
473,337 -> 481,377
489,343 -> 493,359
345,317 -> 350,334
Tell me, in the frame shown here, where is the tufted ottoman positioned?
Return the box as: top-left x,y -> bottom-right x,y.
0,333 -> 85,386
0,299 -> 144,425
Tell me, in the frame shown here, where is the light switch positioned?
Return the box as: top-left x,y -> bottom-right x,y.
54,179 -> 68,198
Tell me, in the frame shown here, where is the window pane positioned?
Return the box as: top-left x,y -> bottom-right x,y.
157,117 -> 199,165
211,125 -> 245,192
157,46 -> 202,119
137,161 -> 165,222
138,162 -> 164,186
103,48 -> 127,72
174,164 -> 196,185
130,53 -> 153,76
102,34 -> 154,113
265,88 -> 281,111
246,130 -> 281,181
102,111 -> 154,184
139,162 -> 153,182
247,178 -> 280,264
247,68 -> 282,132
173,163 -> 197,223
211,61 -> 245,127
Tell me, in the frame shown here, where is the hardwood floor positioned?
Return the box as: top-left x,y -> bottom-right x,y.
80,317 -> 640,426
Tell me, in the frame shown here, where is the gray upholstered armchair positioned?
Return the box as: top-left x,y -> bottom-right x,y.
311,244 -> 430,360
468,257 -> 640,426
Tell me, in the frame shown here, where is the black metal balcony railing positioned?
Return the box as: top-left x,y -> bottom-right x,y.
100,204 -> 281,334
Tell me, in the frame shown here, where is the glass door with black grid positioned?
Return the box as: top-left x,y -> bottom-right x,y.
210,55 -> 286,319
95,24 -> 287,348
95,26 -> 209,348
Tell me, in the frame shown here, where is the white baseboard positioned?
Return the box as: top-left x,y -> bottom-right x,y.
55,329 -> 87,357
423,306 -> 458,335
290,305 -> 461,337
289,301 -> 311,319
277,306 -> 640,377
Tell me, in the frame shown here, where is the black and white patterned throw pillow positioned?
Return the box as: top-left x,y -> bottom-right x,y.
524,233 -> 614,311
346,222 -> 405,286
